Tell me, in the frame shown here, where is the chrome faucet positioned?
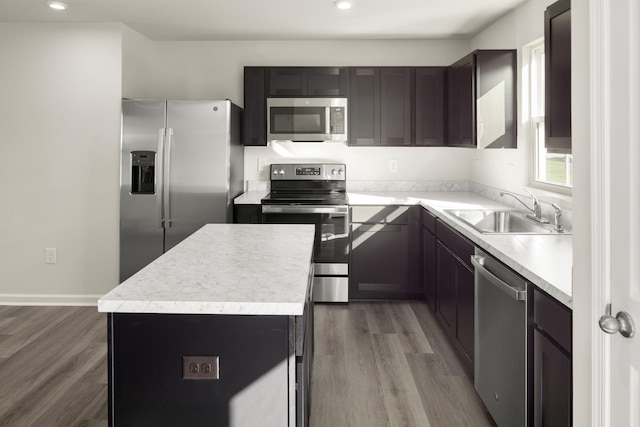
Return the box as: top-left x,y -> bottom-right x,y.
551,203 -> 564,232
500,188 -> 549,224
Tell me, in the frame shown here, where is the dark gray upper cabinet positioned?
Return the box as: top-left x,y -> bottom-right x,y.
380,68 -> 413,146
348,68 -> 380,146
448,50 -> 517,149
545,0 -> 572,153
348,67 -> 414,146
415,67 -> 448,146
267,67 -> 349,97
243,67 -> 267,146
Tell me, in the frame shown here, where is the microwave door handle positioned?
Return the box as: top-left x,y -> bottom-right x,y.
325,107 -> 331,137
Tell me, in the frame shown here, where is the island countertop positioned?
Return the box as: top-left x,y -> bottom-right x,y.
98,224 -> 315,316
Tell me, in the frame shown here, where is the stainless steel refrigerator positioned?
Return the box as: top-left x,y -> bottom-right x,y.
120,100 -> 243,283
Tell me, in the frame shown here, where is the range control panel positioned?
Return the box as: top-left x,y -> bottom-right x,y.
270,163 -> 346,181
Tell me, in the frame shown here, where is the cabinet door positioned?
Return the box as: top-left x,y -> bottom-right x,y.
476,50 -> 517,149
350,206 -> 421,300
415,67 -> 447,146
436,241 -> 456,335
545,0 -> 572,153
267,67 -> 308,96
380,67 -> 413,146
243,67 -> 267,146
348,68 -> 381,146
423,229 -> 436,311
534,329 -> 572,427
306,67 -> 349,96
350,223 -> 410,299
448,54 -> 475,147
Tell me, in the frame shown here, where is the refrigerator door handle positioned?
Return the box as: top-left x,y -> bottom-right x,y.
156,128 -> 165,228
164,128 -> 174,228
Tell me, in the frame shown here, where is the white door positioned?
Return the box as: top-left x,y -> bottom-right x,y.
597,0 -> 640,425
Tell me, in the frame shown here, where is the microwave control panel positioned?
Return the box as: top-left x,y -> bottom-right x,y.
330,107 -> 346,135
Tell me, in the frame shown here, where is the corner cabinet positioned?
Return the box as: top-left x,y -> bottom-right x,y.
545,0 -> 572,153
533,287 -> 572,426
448,50 -> 517,149
349,205 -> 422,299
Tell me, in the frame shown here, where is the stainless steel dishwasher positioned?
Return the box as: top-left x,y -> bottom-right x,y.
472,248 -> 529,427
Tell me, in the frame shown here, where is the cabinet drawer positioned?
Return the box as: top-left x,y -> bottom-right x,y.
422,208 -> 436,234
351,205 -> 409,224
435,219 -> 474,269
534,288 -> 572,353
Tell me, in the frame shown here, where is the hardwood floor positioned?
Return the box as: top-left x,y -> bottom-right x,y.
0,305 -> 108,427
310,302 -> 496,427
0,302 -> 495,426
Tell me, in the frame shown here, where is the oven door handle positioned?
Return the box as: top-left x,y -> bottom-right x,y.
262,205 -> 349,215
320,232 -> 349,242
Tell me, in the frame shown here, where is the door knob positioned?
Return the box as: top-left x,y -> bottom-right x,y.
599,309 -> 636,338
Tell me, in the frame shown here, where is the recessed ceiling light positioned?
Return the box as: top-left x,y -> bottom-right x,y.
47,1 -> 68,10
334,0 -> 352,10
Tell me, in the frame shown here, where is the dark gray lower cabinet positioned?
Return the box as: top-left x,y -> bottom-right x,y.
350,205 -> 421,299
422,209 -> 437,311
233,204 -> 262,224
434,219 -> 475,374
108,311 -> 310,427
533,288 -> 572,426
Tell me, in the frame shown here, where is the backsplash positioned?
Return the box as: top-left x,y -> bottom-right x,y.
346,180 -> 469,192
245,179 -> 572,231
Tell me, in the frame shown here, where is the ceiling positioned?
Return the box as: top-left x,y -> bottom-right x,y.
0,0 -> 528,41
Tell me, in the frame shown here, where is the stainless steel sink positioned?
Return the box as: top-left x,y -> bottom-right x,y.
444,209 -> 559,234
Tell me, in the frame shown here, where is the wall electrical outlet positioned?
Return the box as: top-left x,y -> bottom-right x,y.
45,248 -> 57,264
389,159 -> 398,173
182,356 -> 220,380
257,158 -> 266,171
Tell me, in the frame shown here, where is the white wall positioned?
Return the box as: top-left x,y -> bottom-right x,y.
0,23 -> 122,304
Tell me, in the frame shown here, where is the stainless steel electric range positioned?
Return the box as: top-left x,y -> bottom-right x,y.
261,163 -> 348,303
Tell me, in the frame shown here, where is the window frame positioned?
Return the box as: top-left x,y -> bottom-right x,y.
527,39 -> 573,194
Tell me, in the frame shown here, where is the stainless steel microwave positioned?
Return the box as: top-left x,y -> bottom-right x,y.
267,97 -> 348,143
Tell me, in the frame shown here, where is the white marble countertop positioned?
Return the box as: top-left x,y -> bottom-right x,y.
233,190 -> 573,308
348,191 -> 573,308
98,224 -> 315,316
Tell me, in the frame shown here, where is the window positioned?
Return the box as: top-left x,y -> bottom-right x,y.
530,42 -> 573,189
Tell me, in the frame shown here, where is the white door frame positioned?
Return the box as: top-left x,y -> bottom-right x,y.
588,0 -> 609,424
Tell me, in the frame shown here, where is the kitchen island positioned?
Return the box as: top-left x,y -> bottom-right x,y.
98,224 -> 315,427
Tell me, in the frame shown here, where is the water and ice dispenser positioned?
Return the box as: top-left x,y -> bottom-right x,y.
131,151 -> 156,194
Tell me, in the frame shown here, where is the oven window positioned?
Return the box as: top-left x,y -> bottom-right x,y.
262,212 -> 348,263
270,107 -> 326,134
